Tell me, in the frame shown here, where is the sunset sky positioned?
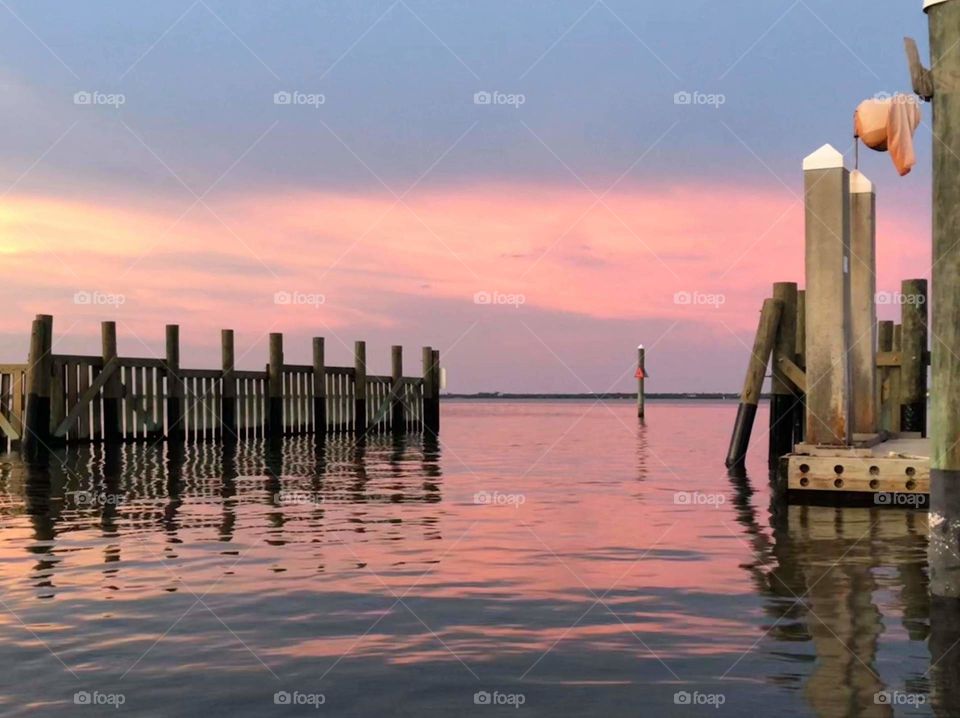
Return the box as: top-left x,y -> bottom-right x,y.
0,1 -> 933,392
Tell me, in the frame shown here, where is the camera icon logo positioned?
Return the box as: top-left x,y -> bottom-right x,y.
74,91 -> 92,105
74,691 -> 92,705
674,91 -> 692,105
673,290 -> 692,305
474,691 -> 492,705
274,691 -> 291,705
274,291 -> 292,305
474,91 -> 492,105
274,91 -> 292,105
674,691 -> 692,705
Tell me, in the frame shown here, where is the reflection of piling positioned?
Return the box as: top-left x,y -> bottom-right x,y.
23,315 -> 53,457
770,282 -> 798,467
900,279 -> 928,435
849,172 -> 878,436
926,0 -> 960,599
877,321 -> 901,433
804,145 -> 852,446
726,298 -> 783,467
636,345 -> 645,420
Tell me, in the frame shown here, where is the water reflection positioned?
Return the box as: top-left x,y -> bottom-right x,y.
729,466 -> 936,716
0,402 -> 957,717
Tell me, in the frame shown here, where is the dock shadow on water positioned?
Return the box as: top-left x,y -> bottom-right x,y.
0,401 -> 954,716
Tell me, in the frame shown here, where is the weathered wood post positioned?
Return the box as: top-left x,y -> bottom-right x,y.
391,345 -> 404,433
432,349 -> 441,435
165,324 -> 183,442
354,341 -> 367,436
793,290 -> 806,443
221,329 -> 236,442
22,314 -> 53,456
849,171 -> 877,437
725,298 -> 783,467
877,320 -> 897,433
101,321 -> 122,443
803,144 -> 852,446
422,346 -> 439,436
770,282 -> 798,466
313,338 -> 326,435
636,345 -> 645,419
267,333 -> 283,438
900,278 -> 928,435
926,0 -> 960,599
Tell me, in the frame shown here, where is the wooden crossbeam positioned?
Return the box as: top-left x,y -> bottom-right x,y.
0,411 -> 19,440
776,355 -> 806,393
54,357 -> 119,438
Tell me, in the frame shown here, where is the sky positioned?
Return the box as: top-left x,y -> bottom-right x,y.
0,0 -> 935,393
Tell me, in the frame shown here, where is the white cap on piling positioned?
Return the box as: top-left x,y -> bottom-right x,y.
803,144 -> 845,171
638,344 -> 644,349
850,170 -> 874,194
924,0 -> 949,12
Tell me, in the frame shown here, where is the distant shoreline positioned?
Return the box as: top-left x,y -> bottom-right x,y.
441,393 -> 742,400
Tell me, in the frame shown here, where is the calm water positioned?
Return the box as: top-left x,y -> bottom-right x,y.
0,400 -> 949,717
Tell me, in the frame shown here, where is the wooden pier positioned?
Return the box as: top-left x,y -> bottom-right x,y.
1,316 -> 440,455
726,147 -> 929,505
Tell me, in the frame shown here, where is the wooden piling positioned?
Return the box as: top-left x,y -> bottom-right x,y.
926,0 -> 960,599
422,346 -> 439,436
770,282 -> 798,466
354,341 -> 367,435
432,349 -> 441,435
900,278 -> 928,435
267,333 -> 283,437
165,325 -> 183,442
391,345 -> 404,433
221,329 -> 236,442
725,298 -> 783,467
22,314 -> 53,456
849,171 -> 878,436
793,290 -> 806,443
803,144 -> 851,447
102,321 -> 122,443
637,345 -> 645,419
313,338 -> 326,434
877,320 -> 900,433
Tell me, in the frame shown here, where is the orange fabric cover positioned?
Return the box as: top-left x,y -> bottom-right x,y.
854,95 -> 921,176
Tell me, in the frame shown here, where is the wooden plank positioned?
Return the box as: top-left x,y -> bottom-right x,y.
124,364 -> 135,440
77,362 -> 90,441
776,355 -> 807,393
66,360 -> 79,442
53,357 -> 120,439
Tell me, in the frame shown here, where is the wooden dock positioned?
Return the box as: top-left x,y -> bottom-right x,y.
1,316 -> 441,454
782,436 -> 929,504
